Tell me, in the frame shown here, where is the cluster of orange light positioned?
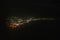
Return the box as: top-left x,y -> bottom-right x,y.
8,23 -> 24,29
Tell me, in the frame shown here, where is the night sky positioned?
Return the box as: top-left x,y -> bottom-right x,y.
0,0 -> 57,40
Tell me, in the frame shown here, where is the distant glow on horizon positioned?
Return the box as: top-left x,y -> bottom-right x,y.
6,16 -> 55,29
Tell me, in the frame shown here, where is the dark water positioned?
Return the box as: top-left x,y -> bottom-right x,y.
0,20 -> 56,40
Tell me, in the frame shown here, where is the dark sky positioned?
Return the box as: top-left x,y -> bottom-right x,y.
1,0 -> 56,17
0,0 -> 57,40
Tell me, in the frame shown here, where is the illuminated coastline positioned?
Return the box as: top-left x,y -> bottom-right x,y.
6,16 -> 55,29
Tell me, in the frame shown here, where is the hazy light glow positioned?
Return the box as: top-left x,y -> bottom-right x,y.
6,16 -> 55,29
